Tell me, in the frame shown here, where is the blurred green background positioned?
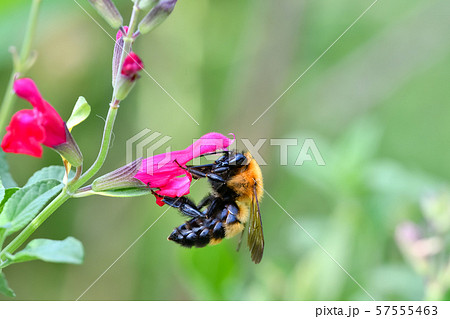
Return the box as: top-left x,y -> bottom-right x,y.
1,0 -> 450,300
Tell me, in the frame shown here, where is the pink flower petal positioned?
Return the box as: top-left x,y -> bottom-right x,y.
134,171 -> 172,188
134,132 -> 233,204
176,132 -> 234,164
157,175 -> 192,197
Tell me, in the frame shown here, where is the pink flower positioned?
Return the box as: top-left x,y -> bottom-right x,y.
1,78 -> 66,157
134,132 -> 234,206
121,52 -> 144,79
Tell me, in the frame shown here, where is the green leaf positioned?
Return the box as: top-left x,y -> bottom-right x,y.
66,96 -> 91,131
7,237 -> 84,265
0,178 -> 5,203
0,150 -> 17,188
25,166 -> 74,187
0,187 -> 19,244
0,180 -> 62,236
0,188 -> 19,213
0,272 -> 15,297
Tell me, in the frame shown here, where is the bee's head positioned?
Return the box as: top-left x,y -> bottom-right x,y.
228,152 -> 251,167
214,151 -> 248,167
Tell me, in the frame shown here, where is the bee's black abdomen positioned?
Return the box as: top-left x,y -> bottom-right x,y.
212,221 -> 225,239
227,204 -> 239,216
225,212 -> 238,224
168,202 -> 240,248
197,228 -> 211,247
217,208 -> 228,221
168,217 -> 215,248
185,232 -> 197,243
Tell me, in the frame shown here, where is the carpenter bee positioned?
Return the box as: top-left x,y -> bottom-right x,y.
156,151 -> 264,263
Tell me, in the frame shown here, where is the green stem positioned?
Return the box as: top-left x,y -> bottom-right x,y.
69,1 -> 142,191
0,1 -> 143,259
0,191 -> 70,260
19,0 -> 42,68
0,73 -> 16,136
67,105 -> 118,192
0,229 -> 6,251
112,1 -> 141,100
0,0 -> 42,134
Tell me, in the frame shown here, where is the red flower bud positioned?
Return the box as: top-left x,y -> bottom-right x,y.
115,52 -> 144,101
121,52 -> 144,78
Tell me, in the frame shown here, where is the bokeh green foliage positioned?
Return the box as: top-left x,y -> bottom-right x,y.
1,0 -> 450,300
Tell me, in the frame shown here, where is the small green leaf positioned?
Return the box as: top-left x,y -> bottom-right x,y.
0,272 -> 15,297
0,187 -> 19,244
0,180 -> 62,236
7,237 -> 84,265
25,166 -> 74,187
0,150 -> 17,188
66,96 -> 91,131
0,188 -> 19,213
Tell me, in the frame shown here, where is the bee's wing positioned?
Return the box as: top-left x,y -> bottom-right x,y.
247,182 -> 264,264
236,223 -> 246,252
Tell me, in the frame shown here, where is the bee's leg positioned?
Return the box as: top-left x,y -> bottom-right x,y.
174,159 -> 226,182
197,194 -> 214,210
187,164 -> 232,175
159,195 -> 205,218
196,150 -> 230,158
184,167 -> 226,183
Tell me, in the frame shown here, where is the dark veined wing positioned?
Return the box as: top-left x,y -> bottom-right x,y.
247,181 -> 264,264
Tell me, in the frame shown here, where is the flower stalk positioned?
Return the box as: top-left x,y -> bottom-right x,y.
112,3 -> 141,101
0,0 -> 42,135
0,0 -> 143,259
68,0 -> 142,191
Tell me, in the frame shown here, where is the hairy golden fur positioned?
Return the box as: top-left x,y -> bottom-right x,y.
226,152 -> 264,204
